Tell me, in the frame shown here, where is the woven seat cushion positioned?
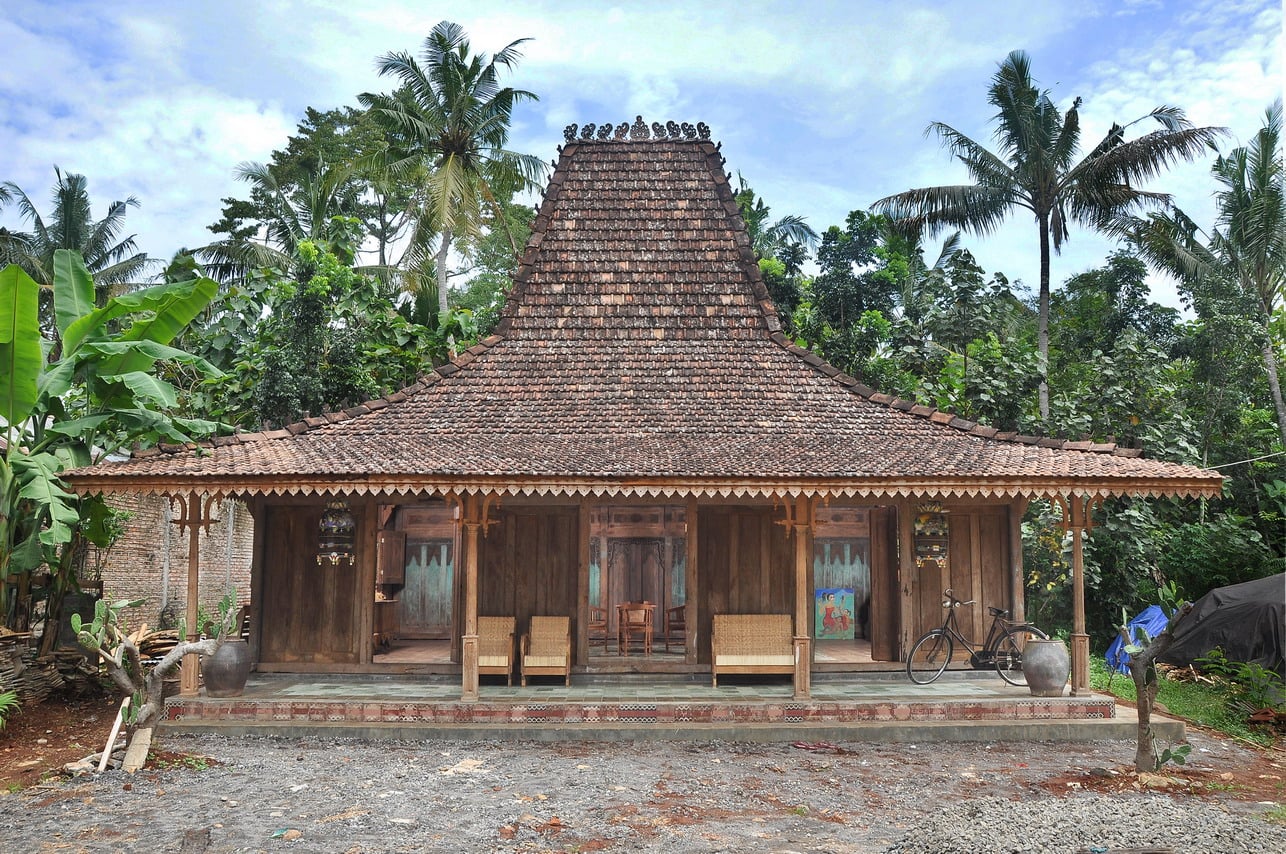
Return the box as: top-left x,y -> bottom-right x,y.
479,655 -> 510,667
523,655 -> 567,668
714,654 -> 794,667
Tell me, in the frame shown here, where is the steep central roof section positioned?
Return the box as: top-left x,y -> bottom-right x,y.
500,138 -> 774,344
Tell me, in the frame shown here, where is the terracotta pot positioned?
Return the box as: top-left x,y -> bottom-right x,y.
203,639 -> 252,697
1023,638 -> 1070,697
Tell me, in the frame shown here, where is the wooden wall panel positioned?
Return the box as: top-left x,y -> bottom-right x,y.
697,506 -> 794,664
904,504 -> 1015,650
259,504 -> 363,665
477,506 -> 579,655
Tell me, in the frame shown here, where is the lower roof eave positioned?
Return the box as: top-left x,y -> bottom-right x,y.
65,472 -> 1224,502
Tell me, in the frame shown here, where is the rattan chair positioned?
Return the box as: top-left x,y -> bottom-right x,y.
477,616 -> 516,686
521,616 -> 572,686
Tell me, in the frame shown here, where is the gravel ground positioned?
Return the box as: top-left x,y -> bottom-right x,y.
1,729 -> 1282,853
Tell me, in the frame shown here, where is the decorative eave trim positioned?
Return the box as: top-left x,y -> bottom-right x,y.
65,473 -> 1224,502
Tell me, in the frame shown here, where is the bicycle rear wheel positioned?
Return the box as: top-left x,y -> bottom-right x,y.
906,630 -> 953,684
994,625 -> 1049,687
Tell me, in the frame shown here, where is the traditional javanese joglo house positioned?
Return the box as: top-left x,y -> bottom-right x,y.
66,119 -> 1222,722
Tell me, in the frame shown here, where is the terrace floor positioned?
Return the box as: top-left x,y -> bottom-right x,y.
160,671 -> 1179,744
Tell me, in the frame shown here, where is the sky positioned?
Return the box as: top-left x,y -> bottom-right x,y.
1,0 -> 1281,309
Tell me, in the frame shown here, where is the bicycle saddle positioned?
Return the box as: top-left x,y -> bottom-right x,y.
988,606 -> 1009,618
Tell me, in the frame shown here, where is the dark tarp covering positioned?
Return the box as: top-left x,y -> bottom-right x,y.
1160,573 -> 1286,677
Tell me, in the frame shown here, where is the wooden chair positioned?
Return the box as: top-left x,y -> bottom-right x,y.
664,604 -> 686,652
477,616 -> 516,686
588,606 -> 610,652
617,602 -> 655,656
521,616 -> 571,686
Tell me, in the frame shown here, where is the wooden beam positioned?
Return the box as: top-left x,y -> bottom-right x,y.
1009,497 -> 1029,623
1059,495 -> 1097,695
686,496 -> 699,666
897,498 -> 916,661
170,493 -> 217,697
791,495 -> 812,699
460,493 -> 482,702
576,499 -> 590,666
358,496 -> 378,665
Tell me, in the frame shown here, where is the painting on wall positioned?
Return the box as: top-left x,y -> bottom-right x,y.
815,587 -> 856,640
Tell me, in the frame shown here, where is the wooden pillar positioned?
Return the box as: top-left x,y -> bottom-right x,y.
685,496 -> 699,666
1009,497 -> 1029,623
897,498 -> 916,661
460,494 -> 481,702
1060,495 -> 1097,695
576,499 -> 591,666
791,495 -> 813,700
171,493 -> 216,697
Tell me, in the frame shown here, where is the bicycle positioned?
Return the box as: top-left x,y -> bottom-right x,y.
905,588 -> 1048,686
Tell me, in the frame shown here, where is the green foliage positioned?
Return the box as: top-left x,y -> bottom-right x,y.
1,253 -> 221,626
1196,647 -> 1286,713
1090,656 -> 1274,746
186,242 -> 443,429
1158,743 -> 1191,767
0,689 -> 18,729
1159,513 -> 1276,594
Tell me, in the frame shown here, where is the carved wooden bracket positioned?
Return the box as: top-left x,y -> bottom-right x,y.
1055,494 -> 1103,533
167,492 -> 222,534
773,495 -> 821,537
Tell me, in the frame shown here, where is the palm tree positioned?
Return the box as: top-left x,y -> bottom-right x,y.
2,167 -> 152,305
196,159 -> 362,281
734,174 -> 819,260
874,51 -> 1224,421
359,20 -> 546,352
1133,101 -> 1286,446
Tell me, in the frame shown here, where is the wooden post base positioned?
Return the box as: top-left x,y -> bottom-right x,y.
461,634 -> 479,702
793,636 -> 811,700
1070,632 -> 1090,695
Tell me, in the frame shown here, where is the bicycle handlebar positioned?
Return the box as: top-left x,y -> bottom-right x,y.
941,588 -> 976,608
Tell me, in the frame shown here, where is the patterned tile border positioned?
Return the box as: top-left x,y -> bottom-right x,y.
165,694 -> 1115,727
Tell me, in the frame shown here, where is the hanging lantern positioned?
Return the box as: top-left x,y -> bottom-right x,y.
317,499 -> 356,566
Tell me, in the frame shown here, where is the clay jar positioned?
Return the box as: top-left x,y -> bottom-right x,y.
1023,637 -> 1070,697
203,638 -> 252,697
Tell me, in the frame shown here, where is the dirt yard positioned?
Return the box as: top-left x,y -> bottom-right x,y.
1,689 -> 1284,853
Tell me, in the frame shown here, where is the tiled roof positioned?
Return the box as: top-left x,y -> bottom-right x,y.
66,132 -> 1221,500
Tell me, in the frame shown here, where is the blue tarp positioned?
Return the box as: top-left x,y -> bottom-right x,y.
1105,604 -> 1172,675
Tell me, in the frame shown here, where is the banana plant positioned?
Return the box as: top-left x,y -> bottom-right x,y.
0,249 -> 223,632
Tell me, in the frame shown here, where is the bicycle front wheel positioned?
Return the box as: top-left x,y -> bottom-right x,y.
994,626 -> 1049,687
906,630 -> 953,684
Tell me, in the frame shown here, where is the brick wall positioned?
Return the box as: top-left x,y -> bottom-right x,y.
93,495 -> 254,630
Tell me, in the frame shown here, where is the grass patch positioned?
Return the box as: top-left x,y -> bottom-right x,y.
1090,657 -> 1275,747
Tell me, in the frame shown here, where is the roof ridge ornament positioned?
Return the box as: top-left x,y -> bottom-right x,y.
562,117 -> 712,143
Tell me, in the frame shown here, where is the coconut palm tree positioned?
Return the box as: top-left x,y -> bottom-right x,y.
874,50 -> 1224,421
358,20 -> 546,352
196,158 -> 362,281
734,174 -> 819,261
1133,101 -> 1286,446
2,168 -> 152,305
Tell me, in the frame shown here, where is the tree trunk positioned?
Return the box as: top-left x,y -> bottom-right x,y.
1124,604 -> 1190,772
436,228 -> 455,357
1259,332 -> 1286,449
1037,217 -> 1051,423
